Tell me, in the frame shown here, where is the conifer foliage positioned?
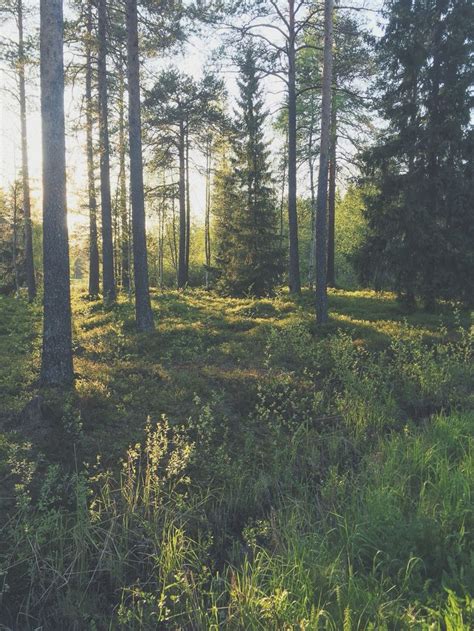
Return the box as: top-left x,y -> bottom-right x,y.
357,0 -> 474,307
214,47 -> 283,297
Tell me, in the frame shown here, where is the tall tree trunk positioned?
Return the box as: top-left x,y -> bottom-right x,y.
126,0 -> 154,330
98,0 -> 116,303
113,190 -> 121,281
12,183 -> 20,296
40,0 -> 74,386
287,0 -> 301,294
177,122 -> 187,289
169,195 -> 178,280
85,0 -> 100,298
307,101 -> 317,288
279,132 -> 288,246
204,135 -> 211,288
128,200 -> 134,295
327,101 -> 337,288
118,60 -> 130,292
160,208 -> 165,288
185,127 -> 191,283
424,0 -> 443,311
17,0 -> 36,301
158,171 -> 165,288
314,0 -> 334,325
307,155 -> 316,287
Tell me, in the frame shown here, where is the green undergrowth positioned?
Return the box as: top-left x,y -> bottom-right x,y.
0,288 -> 472,629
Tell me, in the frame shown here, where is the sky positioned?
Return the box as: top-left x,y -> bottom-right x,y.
0,0 -> 383,232
0,5 -> 218,229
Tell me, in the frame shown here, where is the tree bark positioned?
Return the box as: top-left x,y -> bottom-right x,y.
314,0 -> 334,324
185,126 -> 191,283
97,0 -> 116,303
158,171 -> 166,288
17,0 -> 36,301
118,59 -> 130,292
126,0 -> 154,330
327,100 -> 337,288
40,0 -> 74,386
424,0 -> 443,311
204,135 -> 211,287
85,0 -> 100,298
113,188 -> 121,281
12,183 -> 20,296
279,132 -> 287,247
177,122 -> 187,289
307,101 -> 317,288
287,0 -> 301,294
169,195 -> 178,279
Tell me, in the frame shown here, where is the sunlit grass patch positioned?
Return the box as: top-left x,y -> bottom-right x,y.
0,287 -> 472,628
0,296 -> 41,414
330,312 -> 432,348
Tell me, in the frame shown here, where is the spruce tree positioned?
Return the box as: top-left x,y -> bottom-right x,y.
212,141 -> 240,281
215,47 -> 283,297
357,0 -> 474,307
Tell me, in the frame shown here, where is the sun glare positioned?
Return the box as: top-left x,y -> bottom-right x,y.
68,212 -> 88,233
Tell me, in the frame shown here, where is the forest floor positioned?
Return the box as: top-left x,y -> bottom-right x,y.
0,288 -> 473,629
2,287 -> 469,462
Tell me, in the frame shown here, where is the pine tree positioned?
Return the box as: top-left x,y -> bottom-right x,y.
314,0 -> 333,324
292,7 -> 373,288
0,0 -> 37,300
215,48 -> 283,297
146,69 -> 226,289
97,0 -> 116,304
39,0 -> 74,386
84,0 -> 100,298
126,0 -> 154,330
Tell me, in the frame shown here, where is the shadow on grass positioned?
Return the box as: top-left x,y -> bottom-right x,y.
1,287 -> 470,469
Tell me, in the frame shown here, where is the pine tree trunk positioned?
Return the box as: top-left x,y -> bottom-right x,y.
177,122 -> 187,289
424,0 -> 443,311
118,60 -> 130,292
12,183 -> 20,296
159,172 -> 165,288
86,0 -> 100,298
98,0 -> 116,303
185,127 -> 191,283
40,0 -> 74,386
18,0 -> 36,301
126,0 -> 154,330
204,136 -> 211,288
327,101 -> 337,288
279,133 -> 287,246
287,0 -> 301,294
169,195 -> 178,280
127,201 -> 134,295
307,102 -> 317,288
314,0 -> 334,324
113,190 -> 121,282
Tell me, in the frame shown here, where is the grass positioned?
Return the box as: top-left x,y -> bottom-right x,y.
0,287 -> 472,629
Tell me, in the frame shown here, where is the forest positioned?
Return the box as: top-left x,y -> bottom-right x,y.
0,0 -> 473,628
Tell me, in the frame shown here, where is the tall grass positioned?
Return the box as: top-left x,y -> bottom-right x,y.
0,314 -> 472,629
